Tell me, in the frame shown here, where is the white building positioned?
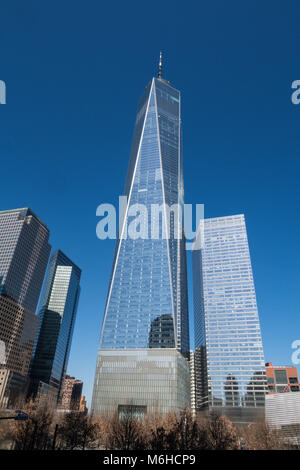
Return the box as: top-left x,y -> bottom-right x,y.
192,214 -> 267,423
266,391 -> 300,442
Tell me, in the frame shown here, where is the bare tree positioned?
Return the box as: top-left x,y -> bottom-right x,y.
145,412 -> 176,450
5,399 -> 299,451
105,409 -> 146,450
146,415 -> 167,450
145,409 -> 199,450
174,409 -> 199,450
81,415 -> 99,450
197,412 -> 240,450
57,412 -> 99,450
241,419 -> 290,450
12,398 -> 54,450
0,416 -> 15,450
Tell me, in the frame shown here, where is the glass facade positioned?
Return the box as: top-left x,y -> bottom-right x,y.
0,208 -> 51,313
92,349 -> 190,416
193,215 -> 267,421
0,207 -> 51,406
92,76 -> 190,415
28,250 -> 81,402
0,296 -> 39,377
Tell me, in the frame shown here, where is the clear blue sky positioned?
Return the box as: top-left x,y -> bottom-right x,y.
1,0 -> 299,406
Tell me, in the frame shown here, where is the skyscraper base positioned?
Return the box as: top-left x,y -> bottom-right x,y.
197,405 -> 265,426
91,349 -> 190,417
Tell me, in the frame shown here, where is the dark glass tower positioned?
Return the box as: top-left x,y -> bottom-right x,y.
28,250 -> 81,403
92,58 -> 190,416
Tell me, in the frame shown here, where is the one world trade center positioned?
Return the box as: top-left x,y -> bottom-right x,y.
91,55 -> 190,416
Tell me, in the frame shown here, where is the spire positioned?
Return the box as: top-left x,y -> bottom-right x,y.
157,51 -> 171,86
158,51 -> 162,79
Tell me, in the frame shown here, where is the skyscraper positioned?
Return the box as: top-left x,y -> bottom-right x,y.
92,56 -> 190,416
28,250 -> 81,403
0,208 -> 51,311
0,207 -> 51,406
193,214 -> 267,423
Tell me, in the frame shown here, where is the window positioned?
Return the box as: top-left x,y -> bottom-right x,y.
289,377 -> 298,384
275,370 -> 288,385
118,405 -> 147,421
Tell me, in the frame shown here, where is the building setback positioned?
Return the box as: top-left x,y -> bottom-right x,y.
92,57 -> 190,417
192,214 -> 267,424
0,208 -> 51,407
28,250 -> 81,404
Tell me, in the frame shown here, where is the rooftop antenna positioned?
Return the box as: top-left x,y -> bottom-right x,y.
157,51 -> 171,86
158,51 -> 162,79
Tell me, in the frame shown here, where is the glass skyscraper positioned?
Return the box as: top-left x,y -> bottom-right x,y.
92,61 -> 190,416
193,214 -> 267,423
28,250 -> 81,403
0,208 -> 51,311
0,207 -> 51,406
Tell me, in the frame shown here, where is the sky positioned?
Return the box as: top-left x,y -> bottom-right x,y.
0,0 -> 299,406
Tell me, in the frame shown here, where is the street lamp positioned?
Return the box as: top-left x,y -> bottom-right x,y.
0,410 -> 29,421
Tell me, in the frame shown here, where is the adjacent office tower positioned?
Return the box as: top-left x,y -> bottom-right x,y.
0,208 -> 51,406
193,214 -> 267,423
92,56 -> 190,416
28,250 -> 81,403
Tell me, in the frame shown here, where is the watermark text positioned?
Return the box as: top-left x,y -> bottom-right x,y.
96,197 -> 204,251
0,80 -> 6,104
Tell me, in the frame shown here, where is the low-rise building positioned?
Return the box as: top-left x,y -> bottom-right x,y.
266,391 -> 300,444
265,362 -> 299,394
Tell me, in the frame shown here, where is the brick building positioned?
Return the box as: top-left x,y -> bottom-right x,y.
265,362 -> 300,394
60,374 -> 83,411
